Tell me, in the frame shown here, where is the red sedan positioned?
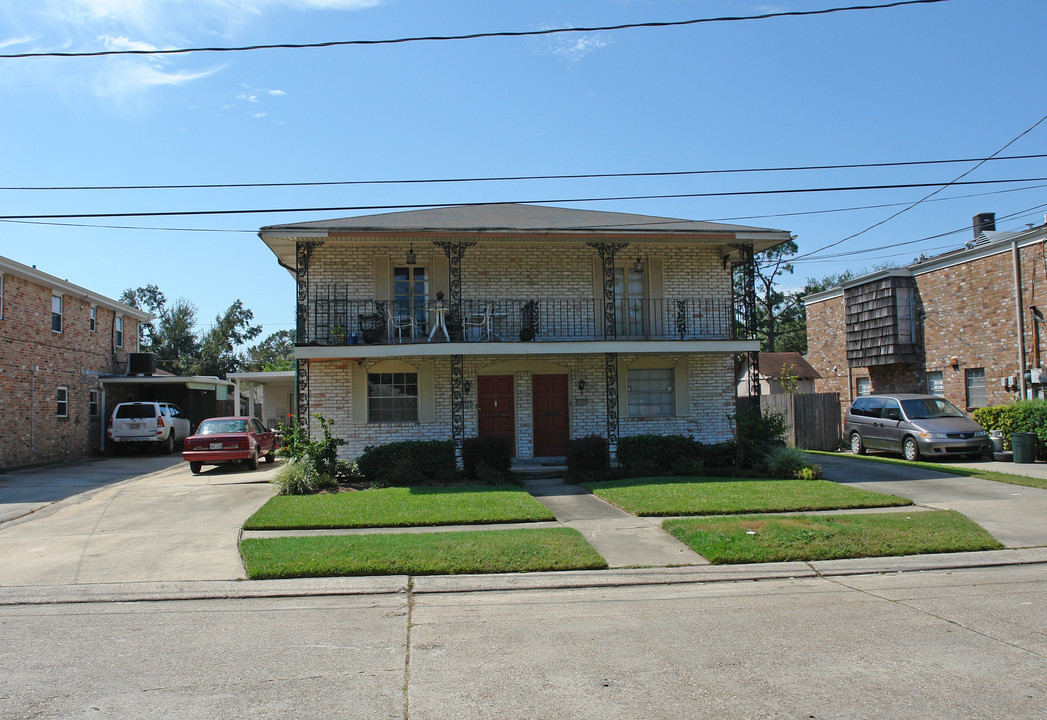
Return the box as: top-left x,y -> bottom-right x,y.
182,416 -> 278,474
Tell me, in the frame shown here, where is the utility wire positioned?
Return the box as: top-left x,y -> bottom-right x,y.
5,151 -> 1040,192
0,0 -> 951,59
792,111 -> 1047,262
2,176 -> 1045,221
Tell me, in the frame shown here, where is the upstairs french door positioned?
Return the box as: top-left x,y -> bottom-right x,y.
392,265 -> 429,334
614,266 -> 644,337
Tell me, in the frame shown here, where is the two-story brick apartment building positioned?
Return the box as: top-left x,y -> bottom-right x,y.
259,204 -> 791,461
0,255 -> 151,469
804,213 -> 1047,415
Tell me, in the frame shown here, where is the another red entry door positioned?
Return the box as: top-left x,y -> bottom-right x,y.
477,375 -> 515,452
532,374 -> 569,457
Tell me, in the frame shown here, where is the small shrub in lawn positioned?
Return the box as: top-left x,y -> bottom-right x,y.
272,458 -> 336,495
566,435 -> 609,473
797,464 -> 823,481
735,410 -> 787,468
356,440 -> 457,485
277,413 -> 345,485
462,436 -> 512,479
763,445 -> 808,478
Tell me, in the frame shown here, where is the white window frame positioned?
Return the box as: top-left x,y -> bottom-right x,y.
965,368 -> 986,408
115,315 -> 124,347
90,306 -> 97,332
926,371 -> 944,397
626,367 -> 674,417
367,372 -> 419,424
855,376 -> 871,396
89,389 -> 99,417
56,386 -> 68,417
52,294 -> 63,333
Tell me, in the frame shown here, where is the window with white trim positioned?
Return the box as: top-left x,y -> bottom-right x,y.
56,387 -> 68,417
926,371 -> 944,396
89,389 -> 99,417
627,368 -> 674,417
965,368 -> 986,408
115,316 -> 124,347
52,295 -> 63,333
368,372 -> 418,423
855,376 -> 871,396
90,306 -> 97,332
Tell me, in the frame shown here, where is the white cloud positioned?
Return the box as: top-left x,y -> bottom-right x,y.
251,112 -> 268,119
267,89 -> 285,96
237,93 -> 260,103
0,35 -> 39,50
94,62 -> 223,98
101,34 -> 158,52
534,24 -> 610,62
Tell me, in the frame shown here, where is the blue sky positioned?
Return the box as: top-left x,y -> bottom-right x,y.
1,0 -> 1045,342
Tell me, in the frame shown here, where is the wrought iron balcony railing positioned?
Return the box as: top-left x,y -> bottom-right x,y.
301,289 -> 744,346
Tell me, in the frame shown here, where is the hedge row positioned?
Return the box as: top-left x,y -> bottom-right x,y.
972,400 -> 1047,459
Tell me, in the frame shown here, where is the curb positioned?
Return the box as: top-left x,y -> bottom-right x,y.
2,547 -> 1044,606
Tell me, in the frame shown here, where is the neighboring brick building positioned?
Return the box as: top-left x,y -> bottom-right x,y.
0,255 -> 151,469
259,203 -> 792,461
804,213 -> 1047,415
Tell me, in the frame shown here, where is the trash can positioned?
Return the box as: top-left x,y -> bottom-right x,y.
1011,432 -> 1038,464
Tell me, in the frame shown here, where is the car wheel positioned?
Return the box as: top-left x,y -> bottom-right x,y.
850,432 -> 866,455
189,461 -> 202,474
247,453 -> 259,471
903,437 -> 920,462
162,434 -> 176,454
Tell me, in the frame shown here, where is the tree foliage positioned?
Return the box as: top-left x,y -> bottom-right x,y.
244,329 -> 296,372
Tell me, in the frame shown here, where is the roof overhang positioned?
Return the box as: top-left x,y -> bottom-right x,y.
98,375 -> 234,391
294,340 -> 759,360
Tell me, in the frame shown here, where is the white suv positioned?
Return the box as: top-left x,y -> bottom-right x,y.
108,402 -> 192,454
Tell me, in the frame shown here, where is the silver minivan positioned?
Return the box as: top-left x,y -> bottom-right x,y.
844,394 -> 990,461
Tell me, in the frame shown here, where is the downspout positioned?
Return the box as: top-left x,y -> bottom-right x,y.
1013,241 -> 1028,398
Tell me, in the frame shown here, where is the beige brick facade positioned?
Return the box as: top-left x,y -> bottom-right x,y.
804,224 -> 1047,415
0,260 -> 145,469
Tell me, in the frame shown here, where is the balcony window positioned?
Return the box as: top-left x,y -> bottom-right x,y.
965,368 -> 986,408
392,265 -> 428,337
627,368 -> 674,417
614,266 -> 644,336
368,372 -> 418,423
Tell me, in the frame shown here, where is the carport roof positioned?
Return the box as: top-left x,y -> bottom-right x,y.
99,375 -> 233,391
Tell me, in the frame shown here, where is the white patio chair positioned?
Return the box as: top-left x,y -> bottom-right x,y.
385,304 -> 417,342
463,304 -> 492,341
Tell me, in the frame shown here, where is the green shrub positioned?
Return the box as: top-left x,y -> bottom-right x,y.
697,441 -> 737,468
735,410 -> 788,468
617,435 -> 700,473
356,440 -> 457,485
764,445 -> 810,478
973,400 -> 1047,458
796,464 -> 823,481
271,458 -> 336,495
462,436 -> 513,478
275,414 -> 346,490
566,435 -> 609,473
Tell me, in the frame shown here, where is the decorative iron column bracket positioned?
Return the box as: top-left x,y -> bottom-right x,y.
295,358 -> 310,430
731,243 -> 761,404
434,241 -> 477,325
450,354 -> 465,466
295,240 -> 324,342
604,352 -> 620,462
587,242 -> 630,339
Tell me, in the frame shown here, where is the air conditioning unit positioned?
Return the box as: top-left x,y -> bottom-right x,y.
128,352 -> 157,376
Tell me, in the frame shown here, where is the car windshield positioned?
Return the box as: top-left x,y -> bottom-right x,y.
900,398 -> 965,419
197,419 -> 249,435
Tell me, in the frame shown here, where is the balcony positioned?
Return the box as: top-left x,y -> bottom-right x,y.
300,290 -> 746,355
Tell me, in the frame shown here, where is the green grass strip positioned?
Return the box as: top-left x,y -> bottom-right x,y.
244,485 -> 555,530
581,477 -> 910,516
664,510 -> 1003,565
240,527 -> 607,579
808,450 -> 1047,491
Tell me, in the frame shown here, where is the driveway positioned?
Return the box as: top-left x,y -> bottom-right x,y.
817,454 -> 1047,548
0,455 -> 278,586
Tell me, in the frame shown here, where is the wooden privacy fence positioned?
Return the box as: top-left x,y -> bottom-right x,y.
736,392 -> 842,451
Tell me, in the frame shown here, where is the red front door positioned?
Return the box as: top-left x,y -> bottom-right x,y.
477,375 -> 515,452
532,374 -> 569,457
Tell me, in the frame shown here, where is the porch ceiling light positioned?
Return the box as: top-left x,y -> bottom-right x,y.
406,244 -> 417,265
634,257 -> 644,273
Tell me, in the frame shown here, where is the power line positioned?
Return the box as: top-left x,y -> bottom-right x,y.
792,111 -> 1047,262
2,176 -> 1045,221
0,0 -> 951,59
6,151 -> 1041,192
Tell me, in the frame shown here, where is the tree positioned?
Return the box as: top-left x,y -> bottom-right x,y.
736,239 -> 808,353
154,299 -> 201,376
244,330 -> 296,372
120,284 -> 166,349
197,300 -> 263,377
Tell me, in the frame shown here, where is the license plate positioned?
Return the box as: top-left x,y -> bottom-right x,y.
209,443 -> 223,450
128,423 -> 141,430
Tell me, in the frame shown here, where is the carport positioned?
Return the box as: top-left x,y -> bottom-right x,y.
97,375 -> 235,450
227,371 -> 294,429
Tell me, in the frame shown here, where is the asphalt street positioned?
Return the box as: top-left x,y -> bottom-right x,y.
1,564 -> 1044,719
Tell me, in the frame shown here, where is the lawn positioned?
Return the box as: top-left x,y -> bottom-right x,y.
580,477 -> 911,516
244,485 -> 555,530
664,510 -> 1003,564
807,450 -> 1047,491
240,527 -> 607,579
